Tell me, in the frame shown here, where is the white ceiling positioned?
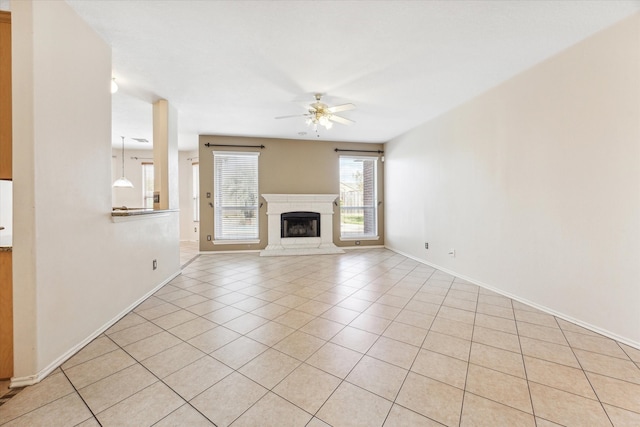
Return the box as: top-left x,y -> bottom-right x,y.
64,0 -> 640,151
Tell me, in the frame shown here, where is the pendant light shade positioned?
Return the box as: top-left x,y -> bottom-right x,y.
113,136 -> 134,188
112,177 -> 134,188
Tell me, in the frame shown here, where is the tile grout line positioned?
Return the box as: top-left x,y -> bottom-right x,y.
262,259 -> 426,425
513,293 -> 538,427
167,255 -> 385,425
61,281 -> 224,426
276,263 -> 402,424
206,259 -> 377,426
104,328 -> 219,426
107,252 -> 324,425
378,267 -> 445,426
57,367 -> 104,427
554,315 -> 616,426
457,278 -> 481,427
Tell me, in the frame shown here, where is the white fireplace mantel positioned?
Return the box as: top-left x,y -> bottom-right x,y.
260,194 -> 345,256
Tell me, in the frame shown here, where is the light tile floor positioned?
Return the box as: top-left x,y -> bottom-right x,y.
1,248 -> 639,426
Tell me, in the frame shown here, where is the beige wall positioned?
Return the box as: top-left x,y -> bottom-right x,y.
385,14 -> 640,346
198,136 -> 384,251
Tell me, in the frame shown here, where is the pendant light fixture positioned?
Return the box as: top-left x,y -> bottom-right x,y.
113,136 -> 134,188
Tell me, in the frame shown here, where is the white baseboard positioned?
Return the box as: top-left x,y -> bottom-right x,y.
10,270 -> 181,388
385,246 -> 640,351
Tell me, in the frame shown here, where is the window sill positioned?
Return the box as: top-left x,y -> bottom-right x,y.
340,236 -> 380,242
213,239 -> 260,245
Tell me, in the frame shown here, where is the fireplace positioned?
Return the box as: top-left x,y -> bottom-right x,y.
260,194 -> 344,256
281,212 -> 320,238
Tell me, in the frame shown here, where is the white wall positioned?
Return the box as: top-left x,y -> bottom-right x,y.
385,14 -> 640,347
12,0 -> 180,384
179,150 -> 198,241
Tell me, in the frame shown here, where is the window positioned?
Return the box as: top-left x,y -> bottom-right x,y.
339,156 -> 378,238
192,162 -> 199,222
142,162 -> 154,209
213,151 -> 259,241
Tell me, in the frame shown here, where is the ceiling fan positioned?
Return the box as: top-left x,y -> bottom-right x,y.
275,93 -> 356,131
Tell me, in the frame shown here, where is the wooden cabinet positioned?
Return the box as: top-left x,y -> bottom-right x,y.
0,11 -> 11,180
0,250 -> 11,379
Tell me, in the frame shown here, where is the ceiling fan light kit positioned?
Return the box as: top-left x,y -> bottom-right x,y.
276,93 -> 355,135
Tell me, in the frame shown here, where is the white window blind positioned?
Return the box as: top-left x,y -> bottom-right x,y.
213,151 -> 259,241
141,162 -> 154,209
339,156 -> 378,238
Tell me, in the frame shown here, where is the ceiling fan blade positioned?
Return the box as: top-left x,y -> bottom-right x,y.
329,115 -> 355,125
328,103 -> 356,113
275,114 -> 309,119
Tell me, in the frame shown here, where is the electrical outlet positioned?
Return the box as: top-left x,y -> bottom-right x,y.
152,259 -> 157,270
425,242 -> 429,249
355,241 -> 361,245
207,235 -> 212,241
194,227 -> 197,232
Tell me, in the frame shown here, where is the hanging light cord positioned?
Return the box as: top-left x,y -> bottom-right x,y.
120,136 -> 126,176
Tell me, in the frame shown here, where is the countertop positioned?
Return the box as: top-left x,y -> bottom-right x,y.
111,208 -> 179,222
111,208 -> 179,217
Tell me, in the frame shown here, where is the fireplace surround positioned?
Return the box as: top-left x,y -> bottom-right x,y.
261,194 -> 345,256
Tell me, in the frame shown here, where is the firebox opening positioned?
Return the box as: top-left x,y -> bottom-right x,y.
281,211 -> 321,238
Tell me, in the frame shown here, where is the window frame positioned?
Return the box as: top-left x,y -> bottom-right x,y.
339,155 -> 379,240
